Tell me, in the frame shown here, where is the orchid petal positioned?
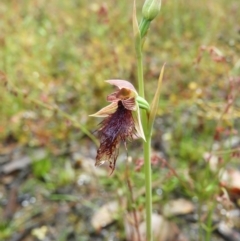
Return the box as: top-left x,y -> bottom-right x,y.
122,98 -> 137,111
106,79 -> 138,96
90,102 -> 118,117
107,92 -> 119,102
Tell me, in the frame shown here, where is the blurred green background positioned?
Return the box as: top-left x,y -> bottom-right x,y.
0,0 -> 240,240
1,0 -> 239,145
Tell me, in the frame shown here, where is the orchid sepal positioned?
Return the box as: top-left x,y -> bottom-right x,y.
132,104 -> 146,141
89,102 -> 118,118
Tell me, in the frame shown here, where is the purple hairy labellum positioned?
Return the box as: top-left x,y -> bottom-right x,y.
90,79 -> 146,174
96,101 -> 137,173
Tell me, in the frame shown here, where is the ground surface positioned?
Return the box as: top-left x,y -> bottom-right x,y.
0,0 -> 240,240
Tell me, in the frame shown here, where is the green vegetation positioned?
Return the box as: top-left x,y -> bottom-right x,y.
0,0 -> 240,240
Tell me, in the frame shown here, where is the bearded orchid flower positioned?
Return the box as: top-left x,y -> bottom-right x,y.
90,79 -> 149,173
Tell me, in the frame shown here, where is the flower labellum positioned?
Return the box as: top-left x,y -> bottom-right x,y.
90,80 -> 147,174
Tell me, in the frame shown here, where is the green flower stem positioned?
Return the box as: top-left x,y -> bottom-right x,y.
136,29 -> 153,241
143,133 -> 152,241
136,44 -> 145,99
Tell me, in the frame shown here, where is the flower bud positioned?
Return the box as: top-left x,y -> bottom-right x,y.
142,0 -> 161,21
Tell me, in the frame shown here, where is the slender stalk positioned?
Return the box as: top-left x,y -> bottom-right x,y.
136,27 -> 153,241
136,44 -> 145,99
197,201 -> 204,241
205,206 -> 214,241
133,1 -> 162,239
126,176 -> 142,241
143,134 -> 152,241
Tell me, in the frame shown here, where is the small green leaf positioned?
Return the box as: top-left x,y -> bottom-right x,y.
149,64 -> 165,130
32,158 -> 52,179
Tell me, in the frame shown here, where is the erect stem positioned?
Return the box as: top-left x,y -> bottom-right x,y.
136,25 -> 153,241
143,134 -> 152,241
136,43 -> 145,99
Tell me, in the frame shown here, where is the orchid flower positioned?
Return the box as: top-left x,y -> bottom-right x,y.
90,79 -> 149,173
